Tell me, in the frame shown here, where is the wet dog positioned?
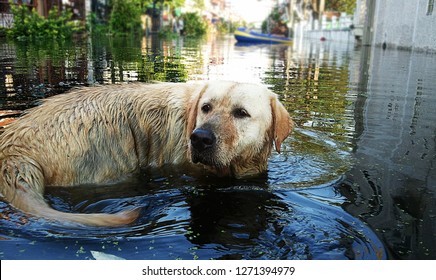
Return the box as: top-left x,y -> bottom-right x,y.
0,81 -> 292,227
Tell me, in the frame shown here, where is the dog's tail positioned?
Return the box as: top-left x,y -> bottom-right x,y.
0,156 -> 139,227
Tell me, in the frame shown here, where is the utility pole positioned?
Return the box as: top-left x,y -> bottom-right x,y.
288,0 -> 295,37
363,0 -> 376,46
318,0 -> 325,30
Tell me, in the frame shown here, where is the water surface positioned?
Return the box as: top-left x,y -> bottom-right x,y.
0,34 -> 434,259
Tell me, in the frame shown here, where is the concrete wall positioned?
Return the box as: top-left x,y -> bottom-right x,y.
372,0 -> 436,52
304,30 -> 354,43
345,45 -> 436,258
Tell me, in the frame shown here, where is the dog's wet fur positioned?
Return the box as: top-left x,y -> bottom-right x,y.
0,81 -> 292,226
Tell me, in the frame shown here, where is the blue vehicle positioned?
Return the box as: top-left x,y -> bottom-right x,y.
234,27 -> 292,44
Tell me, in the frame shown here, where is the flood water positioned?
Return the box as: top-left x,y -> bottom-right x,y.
0,34 -> 435,260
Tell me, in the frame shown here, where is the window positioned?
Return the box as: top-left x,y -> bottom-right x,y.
428,0 -> 434,15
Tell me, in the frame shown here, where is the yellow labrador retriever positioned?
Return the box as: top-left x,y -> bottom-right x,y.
0,81 -> 292,227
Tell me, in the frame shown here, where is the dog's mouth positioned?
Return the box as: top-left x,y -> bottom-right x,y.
191,153 -> 232,177
191,149 -> 225,169
191,152 -> 211,165
190,128 -> 232,176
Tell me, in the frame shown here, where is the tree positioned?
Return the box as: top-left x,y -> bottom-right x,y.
110,0 -> 142,35
325,0 -> 356,14
192,0 -> 205,11
182,12 -> 207,37
141,0 -> 185,9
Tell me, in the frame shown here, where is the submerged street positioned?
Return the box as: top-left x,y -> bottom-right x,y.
0,34 -> 435,259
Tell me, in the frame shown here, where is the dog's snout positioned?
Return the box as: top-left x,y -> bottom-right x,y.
190,129 -> 216,151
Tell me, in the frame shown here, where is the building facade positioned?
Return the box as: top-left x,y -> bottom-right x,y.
0,0 -> 88,28
355,0 -> 436,52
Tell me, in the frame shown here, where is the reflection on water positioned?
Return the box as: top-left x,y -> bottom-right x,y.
344,47 -> 436,259
0,34 -> 435,259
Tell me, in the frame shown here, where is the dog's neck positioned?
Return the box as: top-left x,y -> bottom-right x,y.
127,88 -> 192,168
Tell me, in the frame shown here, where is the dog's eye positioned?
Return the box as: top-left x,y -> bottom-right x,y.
201,104 -> 211,113
201,103 -> 212,114
233,108 -> 250,118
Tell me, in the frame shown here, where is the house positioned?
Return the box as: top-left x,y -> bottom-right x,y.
0,0 -> 88,28
354,0 -> 436,52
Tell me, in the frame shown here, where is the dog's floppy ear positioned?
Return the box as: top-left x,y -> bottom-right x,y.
270,96 -> 292,153
186,85 -> 207,138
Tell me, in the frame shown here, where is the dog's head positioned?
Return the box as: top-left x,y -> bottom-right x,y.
187,81 -> 292,178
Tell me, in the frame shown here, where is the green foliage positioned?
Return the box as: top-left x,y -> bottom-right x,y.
215,19 -> 238,34
7,5 -> 83,41
261,20 -> 268,34
110,0 -> 142,35
0,27 -> 6,37
192,0 -> 205,10
269,6 -> 282,22
181,12 -> 207,37
326,0 -> 356,14
86,12 -> 109,34
158,25 -> 179,39
145,0 -> 186,9
261,6 -> 285,34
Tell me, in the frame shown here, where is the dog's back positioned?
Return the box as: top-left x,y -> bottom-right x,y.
0,83 -> 197,226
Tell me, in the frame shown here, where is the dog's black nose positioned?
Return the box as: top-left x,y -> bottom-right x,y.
190,129 -> 216,151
